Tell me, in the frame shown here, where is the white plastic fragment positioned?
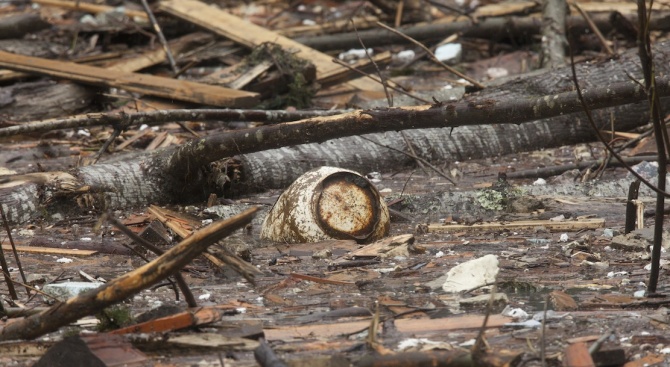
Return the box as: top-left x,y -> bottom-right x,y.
502,306 -> 529,320
338,48 -> 373,62
395,50 -> 416,63
435,43 -> 462,63
533,178 -> 546,186
559,233 -> 569,242
441,254 -> 499,293
199,293 -> 211,300
56,257 -> 73,263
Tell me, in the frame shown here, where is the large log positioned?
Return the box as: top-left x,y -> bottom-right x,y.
1,42 -> 670,224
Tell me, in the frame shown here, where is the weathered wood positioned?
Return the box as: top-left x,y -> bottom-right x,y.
0,207 -> 258,341
296,12 -> 670,51
0,50 -> 260,108
159,0 -> 383,91
427,218 -> 605,233
3,42 -> 670,224
33,0 -> 148,20
1,245 -> 97,257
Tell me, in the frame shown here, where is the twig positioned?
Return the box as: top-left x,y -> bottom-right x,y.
0,109 -> 351,138
353,20 -> 393,107
0,205 -> 27,294
0,230 -> 17,300
375,21 -> 484,89
472,284 -> 495,358
541,294 -> 548,367
0,207 -> 258,341
359,136 -> 456,185
140,0 -> 179,75
1,271 -> 59,303
637,0 -> 667,294
106,213 -> 198,307
571,1 -> 614,56
91,127 -> 122,165
332,58 -> 431,104
567,44 -> 670,198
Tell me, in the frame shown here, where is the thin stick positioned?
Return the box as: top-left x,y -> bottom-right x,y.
107,214 -> 198,307
0,205 -> 27,294
637,0 -> 667,294
359,135 -> 456,185
332,58 -> 431,104
0,225 -> 17,300
567,44 -> 670,198
140,0 -> 179,75
91,128 -> 122,164
571,1 -> 614,56
0,207 -> 257,341
375,21 -> 485,89
0,109 -> 350,138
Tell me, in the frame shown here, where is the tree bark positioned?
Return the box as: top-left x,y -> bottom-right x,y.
294,12 -> 670,51
2,42 -> 670,224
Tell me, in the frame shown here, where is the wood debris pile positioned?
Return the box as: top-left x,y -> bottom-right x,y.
0,0 -> 669,366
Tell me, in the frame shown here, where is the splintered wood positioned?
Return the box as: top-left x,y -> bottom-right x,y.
0,51 -> 260,107
159,0 -> 385,91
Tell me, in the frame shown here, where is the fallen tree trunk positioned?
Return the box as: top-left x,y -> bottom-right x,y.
2,42 -> 670,224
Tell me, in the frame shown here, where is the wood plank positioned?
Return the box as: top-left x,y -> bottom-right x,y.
0,50 -> 260,108
563,342 -> 595,367
1,245 -> 97,256
428,218 -> 605,233
32,0 -> 148,20
263,314 -> 511,340
159,0 -> 382,92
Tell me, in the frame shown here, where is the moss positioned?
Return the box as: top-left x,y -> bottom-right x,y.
96,305 -> 132,331
246,43 -> 316,109
475,179 -> 523,212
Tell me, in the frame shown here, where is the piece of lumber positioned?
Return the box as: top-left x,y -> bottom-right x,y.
32,0 -> 148,20
263,314 -> 511,340
427,218 -> 605,233
105,32 -> 214,73
563,342 -> 596,367
110,307 -> 223,335
0,51 -> 260,108
1,245 -> 97,257
159,0 -> 383,91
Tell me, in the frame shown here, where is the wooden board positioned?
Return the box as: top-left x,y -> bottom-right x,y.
32,0 -> 148,20
159,0 -> 382,92
1,245 -> 97,256
0,51 -> 260,108
428,218 -> 605,233
263,314 -> 511,340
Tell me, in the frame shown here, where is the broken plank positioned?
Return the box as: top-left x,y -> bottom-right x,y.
428,218 -> 605,233
0,51 -> 260,108
263,314 -> 511,340
159,0 -> 382,92
1,245 -> 97,257
32,0 -> 148,20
